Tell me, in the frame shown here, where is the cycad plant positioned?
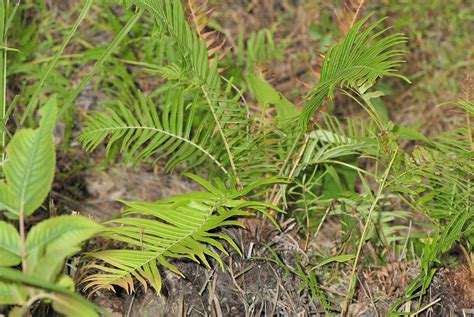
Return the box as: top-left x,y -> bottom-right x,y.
79,0 -> 411,297
2,0 -> 470,315
301,15 -> 409,129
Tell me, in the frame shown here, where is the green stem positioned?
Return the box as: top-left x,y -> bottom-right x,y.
201,85 -> 241,188
20,0 -> 94,125
341,147 -> 398,315
58,9 -> 143,118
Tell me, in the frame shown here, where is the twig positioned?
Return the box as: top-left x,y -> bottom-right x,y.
198,268 -> 216,296
411,298 -> 441,316
208,273 -> 223,317
227,258 -> 246,295
350,0 -> 365,29
268,263 -> 296,313
125,292 -> 137,317
358,276 -> 380,317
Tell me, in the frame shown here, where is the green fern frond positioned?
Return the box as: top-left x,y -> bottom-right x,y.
105,1 -> 281,187
155,63 -> 185,81
131,0 -> 221,90
82,175 -> 282,294
79,88 -> 228,174
432,99 -> 474,153
391,100 -> 473,218
295,114 -> 378,179
389,100 -> 473,311
301,16 -> 409,129
126,0 -> 250,183
311,114 -> 377,148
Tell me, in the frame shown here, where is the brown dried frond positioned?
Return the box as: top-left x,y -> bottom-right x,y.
358,260 -> 418,303
186,0 -> 229,72
461,73 -> 473,102
335,0 -> 367,36
460,73 -> 474,149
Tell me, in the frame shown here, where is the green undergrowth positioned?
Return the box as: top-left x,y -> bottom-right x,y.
0,1 -> 472,316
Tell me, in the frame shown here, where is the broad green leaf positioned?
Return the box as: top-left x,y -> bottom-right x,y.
0,183 -> 17,215
51,293 -> 98,317
0,97 -> 57,217
26,215 -> 102,254
247,74 -> 300,124
321,161 -> 358,199
0,221 -> 21,267
25,215 -> 102,280
0,281 -> 27,305
0,267 -> 100,314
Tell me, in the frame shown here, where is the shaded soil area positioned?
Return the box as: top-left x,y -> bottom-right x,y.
93,244 -> 318,316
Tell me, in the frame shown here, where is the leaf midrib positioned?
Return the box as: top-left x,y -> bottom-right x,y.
18,129 -> 44,213
0,244 -> 20,256
82,125 -> 227,174
26,226 -> 96,254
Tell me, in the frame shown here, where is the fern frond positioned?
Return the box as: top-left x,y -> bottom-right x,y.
312,114 -> 377,147
79,88 -> 228,174
131,0 -> 220,89
300,114 -> 378,172
432,99 -> 474,153
130,0 -> 246,183
301,16 -> 409,129
122,1 -> 278,188
82,175 -> 282,294
388,100 -> 473,220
